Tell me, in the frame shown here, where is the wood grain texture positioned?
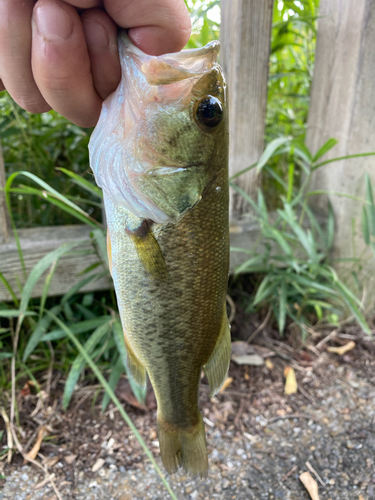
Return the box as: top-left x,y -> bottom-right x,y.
0,212 -> 326,302
306,0 -> 375,295
221,0 -> 274,218
0,140 -> 10,242
0,225 -> 112,302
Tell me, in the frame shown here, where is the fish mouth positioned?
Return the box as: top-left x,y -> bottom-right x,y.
120,33 -> 220,86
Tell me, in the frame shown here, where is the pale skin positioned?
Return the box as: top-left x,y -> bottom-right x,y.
0,0 -> 191,127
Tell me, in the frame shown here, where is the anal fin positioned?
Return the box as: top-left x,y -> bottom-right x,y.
124,333 -> 147,389
204,304 -> 231,396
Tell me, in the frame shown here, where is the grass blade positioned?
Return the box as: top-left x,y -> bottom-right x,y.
312,138 -> 338,162
18,242 -> 80,329
362,206 -> 370,245
63,320 -> 112,409
278,281 -> 287,334
0,271 -> 19,307
101,356 -> 124,412
23,305 -> 61,361
57,167 -> 103,198
112,320 -> 147,405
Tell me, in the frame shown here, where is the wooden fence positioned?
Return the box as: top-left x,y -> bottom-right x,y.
1,0 -> 373,302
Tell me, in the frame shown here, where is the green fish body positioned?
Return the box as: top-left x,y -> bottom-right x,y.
89,34 -> 230,477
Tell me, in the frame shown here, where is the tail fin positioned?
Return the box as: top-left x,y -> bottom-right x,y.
157,413 -> 208,477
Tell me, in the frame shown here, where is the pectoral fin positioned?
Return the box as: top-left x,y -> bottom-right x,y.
204,305 -> 231,396
127,220 -> 169,281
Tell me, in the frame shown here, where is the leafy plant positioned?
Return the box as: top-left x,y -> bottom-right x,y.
231,137 -> 372,338
0,168 -> 147,411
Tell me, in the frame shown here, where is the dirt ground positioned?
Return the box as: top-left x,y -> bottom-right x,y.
1,320 -> 375,500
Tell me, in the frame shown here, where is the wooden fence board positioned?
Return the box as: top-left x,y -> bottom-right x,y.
221,0 -> 274,218
0,225 -> 111,302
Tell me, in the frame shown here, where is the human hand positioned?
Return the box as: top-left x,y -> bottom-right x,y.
0,0 -> 191,127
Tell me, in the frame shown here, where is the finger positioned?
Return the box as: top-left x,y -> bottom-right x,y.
81,8 -> 121,100
0,0 -> 51,113
63,0 -> 102,7
32,0 -> 102,127
104,0 -> 191,55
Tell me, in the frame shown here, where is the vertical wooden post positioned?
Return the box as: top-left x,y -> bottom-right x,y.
306,0 -> 375,291
221,0 -> 274,218
0,140 -> 10,242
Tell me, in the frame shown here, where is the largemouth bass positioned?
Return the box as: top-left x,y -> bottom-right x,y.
89,33 -> 230,477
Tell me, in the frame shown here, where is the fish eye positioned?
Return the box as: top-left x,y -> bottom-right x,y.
195,96 -> 223,130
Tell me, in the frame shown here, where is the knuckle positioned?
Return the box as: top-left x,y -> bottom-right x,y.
15,95 -> 50,114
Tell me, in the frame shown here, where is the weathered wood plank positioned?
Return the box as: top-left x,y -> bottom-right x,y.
221,0 -> 274,218
0,225 -> 112,302
0,211 -> 326,302
0,140 -> 10,243
306,0 -> 375,295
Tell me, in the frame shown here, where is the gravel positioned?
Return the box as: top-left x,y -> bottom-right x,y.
1,358 -> 375,499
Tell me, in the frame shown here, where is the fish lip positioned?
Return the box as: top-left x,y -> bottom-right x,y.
121,32 -> 220,60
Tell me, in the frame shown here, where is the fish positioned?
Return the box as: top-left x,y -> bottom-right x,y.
89,32 -> 230,477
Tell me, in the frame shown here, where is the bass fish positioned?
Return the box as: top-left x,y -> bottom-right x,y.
89,33 -> 230,477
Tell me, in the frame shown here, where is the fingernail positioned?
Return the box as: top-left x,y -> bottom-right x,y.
34,4 -> 73,41
83,20 -> 110,49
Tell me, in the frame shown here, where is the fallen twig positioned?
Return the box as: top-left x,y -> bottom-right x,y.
270,413 -> 313,423
281,464 -> 298,482
316,329 -> 337,350
9,424 -> 63,500
298,384 -> 315,404
305,461 -> 325,487
226,294 -> 236,324
0,407 -> 13,463
247,307 -> 272,343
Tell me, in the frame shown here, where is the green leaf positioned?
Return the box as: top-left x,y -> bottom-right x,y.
39,261 -> 57,319
362,206 -> 370,245
229,181 -> 259,214
61,273 -> 102,305
18,242 -> 80,329
253,275 -> 276,305
229,136 -> 291,180
256,136 -> 291,173
312,138 -> 338,162
57,167 -> 103,198
278,281 -> 287,334
0,271 -> 19,307
326,201 -> 335,250
112,320 -> 147,405
91,229 -> 109,267
365,173 -> 375,236
334,281 -> 370,334
235,255 -> 266,275
101,355 -> 124,412
63,320 -> 112,409
43,316 -> 111,341
312,151 -> 375,171
278,203 -> 317,262
0,352 -> 13,359
0,310 -> 37,318
23,305 -> 61,361
5,171 -> 100,227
